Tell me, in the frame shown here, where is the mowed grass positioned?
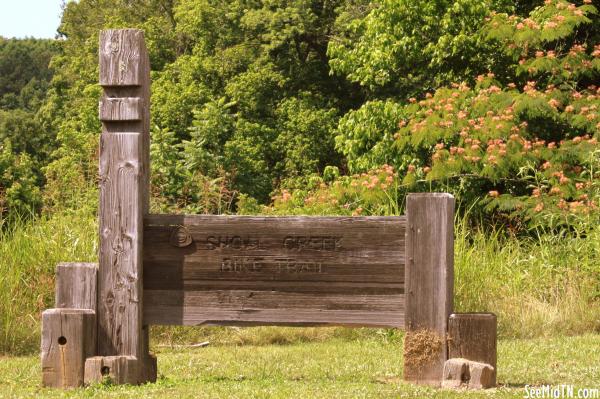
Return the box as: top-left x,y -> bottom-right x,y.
0,334 -> 599,398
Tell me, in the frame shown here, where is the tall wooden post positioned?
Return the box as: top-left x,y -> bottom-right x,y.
403,193 -> 454,386
90,29 -> 155,384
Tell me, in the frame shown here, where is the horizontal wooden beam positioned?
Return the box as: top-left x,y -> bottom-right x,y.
144,290 -> 405,328
143,214 -> 406,327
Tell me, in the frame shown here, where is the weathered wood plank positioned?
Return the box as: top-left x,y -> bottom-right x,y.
144,290 -> 404,327
145,214 -> 405,227
55,263 -> 98,310
448,313 -> 497,386
142,214 -> 406,328
99,97 -> 142,121
144,260 -> 404,285
98,28 -> 153,385
404,193 -> 454,386
144,215 -> 406,285
99,30 -> 150,214
41,309 -> 96,388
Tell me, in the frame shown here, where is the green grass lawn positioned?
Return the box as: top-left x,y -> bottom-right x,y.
1,333 -> 598,398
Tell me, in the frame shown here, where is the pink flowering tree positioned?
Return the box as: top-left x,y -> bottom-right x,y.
273,1 -> 599,229
397,0 -> 599,228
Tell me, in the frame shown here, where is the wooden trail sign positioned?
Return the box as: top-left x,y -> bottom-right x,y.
39,29 -> 486,390
143,215 -> 406,328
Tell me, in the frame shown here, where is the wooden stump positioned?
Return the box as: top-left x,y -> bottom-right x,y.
84,356 -> 139,385
55,263 -> 98,310
441,358 -> 470,388
442,358 -> 495,389
41,309 -> 96,388
448,313 -> 497,386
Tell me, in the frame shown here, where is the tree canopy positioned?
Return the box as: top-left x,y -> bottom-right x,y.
0,0 -> 598,231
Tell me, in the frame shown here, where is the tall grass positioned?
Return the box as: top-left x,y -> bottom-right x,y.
0,211 -> 97,354
454,215 -> 600,338
0,211 -> 598,354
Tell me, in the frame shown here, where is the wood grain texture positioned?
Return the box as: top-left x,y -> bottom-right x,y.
143,214 -> 405,327
98,132 -> 143,357
84,356 -> 138,385
99,97 -> 142,121
448,313 -> 497,385
144,290 -> 404,327
41,309 -> 96,388
404,193 -> 454,386
99,30 -> 144,86
98,29 -> 153,384
55,263 -> 98,310
99,29 -> 150,214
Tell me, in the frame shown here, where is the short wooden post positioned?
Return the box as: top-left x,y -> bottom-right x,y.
41,309 -> 96,388
55,263 -> 98,310
94,28 -> 155,384
41,263 -> 98,388
403,193 -> 454,386
448,313 -> 497,386
84,356 -> 139,385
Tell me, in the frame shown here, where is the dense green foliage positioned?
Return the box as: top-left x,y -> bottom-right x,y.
0,38 -> 55,109
39,0 -> 365,212
0,38 -> 57,220
328,0 -> 515,94
330,0 -> 600,228
0,0 -> 597,230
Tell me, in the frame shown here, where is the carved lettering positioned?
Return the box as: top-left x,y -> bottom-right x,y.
283,236 -> 342,251
219,257 -> 323,274
276,258 -> 322,274
204,236 -> 260,250
220,257 -> 263,272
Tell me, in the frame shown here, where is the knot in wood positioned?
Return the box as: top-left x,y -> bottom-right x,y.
170,226 -> 193,248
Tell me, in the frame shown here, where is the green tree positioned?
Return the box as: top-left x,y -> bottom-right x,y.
0,140 -> 42,221
46,0 -> 364,209
328,0 -> 515,96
